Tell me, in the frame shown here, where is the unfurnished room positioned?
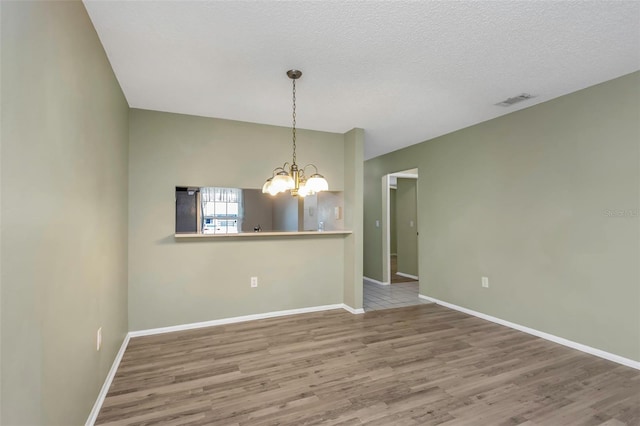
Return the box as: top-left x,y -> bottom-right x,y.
1,1 -> 639,425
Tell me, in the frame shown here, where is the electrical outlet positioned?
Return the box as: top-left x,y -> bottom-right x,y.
251,277 -> 258,288
482,277 -> 489,288
97,327 -> 102,351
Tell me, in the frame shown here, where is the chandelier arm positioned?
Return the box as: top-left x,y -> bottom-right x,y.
272,165 -> 285,174
301,164 -> 319,175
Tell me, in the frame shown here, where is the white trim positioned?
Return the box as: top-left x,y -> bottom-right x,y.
85,334 -> 130,426
129,304 -> 350,337
341,304 -> 365,314
363,276 -> 390,286
419,294 -> 640,371
389,172 -> 418,179
396,272 -> 419,280
418,294 -> 433,301
382,174 -> 391,284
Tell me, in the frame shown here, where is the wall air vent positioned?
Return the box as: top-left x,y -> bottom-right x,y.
495,93 -> 535,107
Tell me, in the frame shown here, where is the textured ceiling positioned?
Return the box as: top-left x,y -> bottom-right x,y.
83,1 -> 640,159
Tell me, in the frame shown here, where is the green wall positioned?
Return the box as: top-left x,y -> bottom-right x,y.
128,109 -> 363,330
364,72 -> 640,361
396,178 -> 418,277
343,128 -> 364,309
1,1 -> 130,424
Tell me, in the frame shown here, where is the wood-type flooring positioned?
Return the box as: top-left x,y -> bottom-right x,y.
96,305 -> 640,425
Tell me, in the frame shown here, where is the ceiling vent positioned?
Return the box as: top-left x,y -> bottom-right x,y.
495,93 -> 535,107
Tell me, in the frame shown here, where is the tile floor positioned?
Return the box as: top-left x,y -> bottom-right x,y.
363,280 -> 432,311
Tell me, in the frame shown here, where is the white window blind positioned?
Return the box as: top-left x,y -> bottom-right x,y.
201,187 -> 243,234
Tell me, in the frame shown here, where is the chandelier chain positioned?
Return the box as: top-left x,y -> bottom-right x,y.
292,78 -> 296,165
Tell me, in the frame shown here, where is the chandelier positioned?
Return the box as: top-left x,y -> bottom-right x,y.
262,70 -> 329,197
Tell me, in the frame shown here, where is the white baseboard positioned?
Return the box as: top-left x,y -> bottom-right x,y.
396,272 -> 419,280
419,294 -> 640,370
363,276 -> 390,286
85,333 -> 130,426
129,304 -> 359,337
341,304 -> 365,314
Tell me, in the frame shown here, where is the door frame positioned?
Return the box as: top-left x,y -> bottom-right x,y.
382,169 -> 419,284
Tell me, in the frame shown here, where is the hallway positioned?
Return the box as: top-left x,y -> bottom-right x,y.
363,281 -> 431,311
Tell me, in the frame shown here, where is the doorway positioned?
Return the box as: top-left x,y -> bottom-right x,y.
362,168 -> 426,311
383,169 -> 418,284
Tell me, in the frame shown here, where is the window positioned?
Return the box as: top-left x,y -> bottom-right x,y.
200,187 -> 242,234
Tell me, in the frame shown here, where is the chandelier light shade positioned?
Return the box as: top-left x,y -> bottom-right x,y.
271,171 -> 295,192
306,173 -> 329,193
262,70 -> 329,197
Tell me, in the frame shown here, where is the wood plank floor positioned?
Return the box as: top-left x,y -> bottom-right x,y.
96,305 -> 640,426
